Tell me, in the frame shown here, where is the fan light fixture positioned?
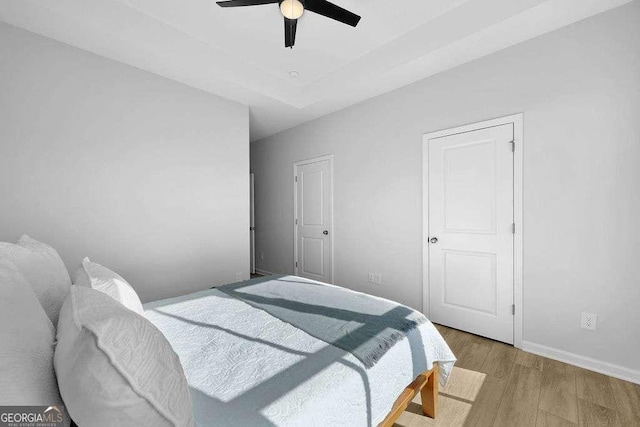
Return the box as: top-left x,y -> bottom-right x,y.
280,0 -> 304,19
217,0 -> 361,48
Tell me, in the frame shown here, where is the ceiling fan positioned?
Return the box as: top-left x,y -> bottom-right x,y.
216,0 -> 361,48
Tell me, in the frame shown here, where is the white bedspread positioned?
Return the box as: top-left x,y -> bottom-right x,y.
144,285 -> 455,427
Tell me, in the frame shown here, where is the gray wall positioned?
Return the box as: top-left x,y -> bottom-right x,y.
251,2 -> 640,373
0,22 -> 250,303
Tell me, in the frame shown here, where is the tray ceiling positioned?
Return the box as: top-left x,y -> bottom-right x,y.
0,0 -> 631,140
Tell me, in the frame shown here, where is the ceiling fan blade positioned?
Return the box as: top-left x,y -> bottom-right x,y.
305,0 -> 360,27
284,18 -> 297,48
216,0 -> 278,7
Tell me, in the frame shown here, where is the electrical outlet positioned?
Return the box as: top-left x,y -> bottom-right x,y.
581,312 -> 597,331
368,273 -> 382,285
260,252 -> 264,260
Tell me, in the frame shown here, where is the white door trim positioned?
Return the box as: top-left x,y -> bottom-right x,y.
250,172 -> 255,274
422,114 -> 524,348
293,155 -> 335,284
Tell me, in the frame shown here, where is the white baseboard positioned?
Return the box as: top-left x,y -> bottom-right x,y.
255,268 -> 275,276
522,341 -> 640,384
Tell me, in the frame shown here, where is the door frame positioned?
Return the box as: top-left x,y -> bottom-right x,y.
293,154 -> 335,284
250,172 -> 256,274
422,114 -> 524,348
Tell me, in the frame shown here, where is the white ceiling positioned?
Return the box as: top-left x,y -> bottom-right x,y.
0,0 -> 632,141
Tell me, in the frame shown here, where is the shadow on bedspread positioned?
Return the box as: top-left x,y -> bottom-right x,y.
153,288 -> 428,426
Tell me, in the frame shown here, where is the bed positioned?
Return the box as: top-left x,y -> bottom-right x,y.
144,275 -> 456,427
1,235 -> 455,426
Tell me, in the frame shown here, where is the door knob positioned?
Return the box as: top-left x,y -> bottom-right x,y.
323,230 -> 329,235
430,237 -> 438,244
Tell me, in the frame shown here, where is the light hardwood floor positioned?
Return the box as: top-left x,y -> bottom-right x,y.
394,324 -> 640,427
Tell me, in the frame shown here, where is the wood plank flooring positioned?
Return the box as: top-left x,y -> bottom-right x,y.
394,325 -> 640,427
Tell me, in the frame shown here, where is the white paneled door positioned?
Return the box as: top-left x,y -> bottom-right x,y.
294,156 -> 333,283
428,124 -> 515,344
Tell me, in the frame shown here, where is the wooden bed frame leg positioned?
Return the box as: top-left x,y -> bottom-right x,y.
421,364 -> 438,419
378,365 -> 439,427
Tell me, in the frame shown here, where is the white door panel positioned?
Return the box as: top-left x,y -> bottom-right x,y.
302,170 -> 324,225
443,140 -> 497,233
302,237 -> 324,276
428,124 -> 514,344
295,157 -> 332,283
442,250 -> 497,315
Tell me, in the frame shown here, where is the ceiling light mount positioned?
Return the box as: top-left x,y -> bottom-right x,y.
280,0 -> 304,20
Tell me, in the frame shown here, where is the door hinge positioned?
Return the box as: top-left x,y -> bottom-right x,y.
512,223 -> 516,234
295,176 -> 298,182
509,141 -> 515,152
295,261 -> 298,268
512,304 -> 515,315
295,218 -> 298,225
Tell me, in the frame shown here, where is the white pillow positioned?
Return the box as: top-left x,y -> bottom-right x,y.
55,286 -> 194,427
0,259 -> 65,410
73,257 -> 144,315
0,234 -> 71,326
